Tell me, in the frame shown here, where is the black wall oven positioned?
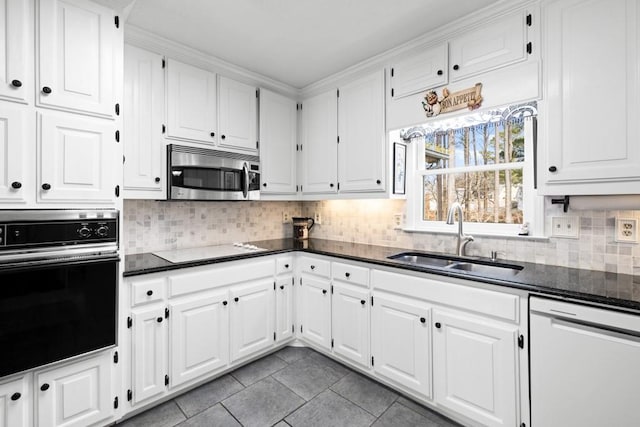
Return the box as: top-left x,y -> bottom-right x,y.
0,210 -> 119,378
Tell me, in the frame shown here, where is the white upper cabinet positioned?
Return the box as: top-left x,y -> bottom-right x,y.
0,105 -> 30,204
38,112 -> 116,204
301,89 -> 338,194
37,0 -> 115,117
218,76 -> 258,152
0,0 -> 29,104
259,89 -> 297,194
123,45 -> 165,197
540,0 -> 640,194
338,70 -> 386,193
166,59 -> 217,144
449,10 -> 527,82
390,43 -> 447,99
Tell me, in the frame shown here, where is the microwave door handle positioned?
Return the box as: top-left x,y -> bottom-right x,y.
242,162 -> 249,198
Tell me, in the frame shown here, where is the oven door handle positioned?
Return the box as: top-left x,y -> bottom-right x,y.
242,162 -> 249,199
0,253 -> 120,273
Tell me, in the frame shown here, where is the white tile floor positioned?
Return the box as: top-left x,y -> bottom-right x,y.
118,347 -> 461,427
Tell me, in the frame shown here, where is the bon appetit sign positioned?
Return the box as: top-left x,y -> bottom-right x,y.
422,83 -> 483,118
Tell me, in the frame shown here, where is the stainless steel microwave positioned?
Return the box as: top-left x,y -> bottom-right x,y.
167,144 -> 260,201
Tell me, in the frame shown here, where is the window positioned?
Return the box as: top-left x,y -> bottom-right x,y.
400,102 -> 542,236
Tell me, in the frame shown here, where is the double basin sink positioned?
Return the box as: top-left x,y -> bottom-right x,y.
387,251 -> 523,277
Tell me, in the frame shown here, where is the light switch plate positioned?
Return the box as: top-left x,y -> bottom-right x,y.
551,216 -> 580,238
615,218 -> 638,243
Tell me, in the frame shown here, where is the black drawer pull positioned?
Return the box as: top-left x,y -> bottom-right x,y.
223,301 -> 228,306
420,317 -> 426,323
157,317 -> 163,323
42,86 -> 52,94
11,79 -> 22,88
548,166 -> 557,172
221,135 -> 226,140
360,300 -> 365,305
345,272 -> 350,278
11,181 -> 21,189
310,265 -> 315,270
329,183 -> 334,188
322,289 -> 327,295
452,64 -> 459,71
40,384 -> 49,391
234,297 -> 239,302
146,290 -> 153,296
280,285 -> 285,290
155,177 -> 160,183
210,132 -> 215,137
436,70 -> 443,76
41,183 -> 51,190
435,322 -> 441,328
284,264 -> 289,268
10,392 -> 21,401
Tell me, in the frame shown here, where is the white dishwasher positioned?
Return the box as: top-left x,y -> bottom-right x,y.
530,297 -> 640,427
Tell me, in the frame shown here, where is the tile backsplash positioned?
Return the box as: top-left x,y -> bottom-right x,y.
124,199 -> 640,276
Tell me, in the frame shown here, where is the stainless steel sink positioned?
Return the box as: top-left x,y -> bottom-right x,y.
387,252 -> 523,277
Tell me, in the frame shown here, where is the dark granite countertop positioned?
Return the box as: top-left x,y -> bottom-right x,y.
124,238 -> 640,312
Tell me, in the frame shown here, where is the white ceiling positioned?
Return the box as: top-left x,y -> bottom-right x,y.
126,0 -> 501,88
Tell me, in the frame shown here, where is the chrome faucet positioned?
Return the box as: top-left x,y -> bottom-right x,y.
446,202 -> 474,257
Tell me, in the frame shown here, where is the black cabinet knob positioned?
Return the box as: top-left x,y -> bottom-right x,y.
420,317 -> 426,323
156,317 -> 163,323
548,166 -> 557,172
436,70 -> 443,76
223,301 -> 228,306
210,132 -> 215,137
11,181 -> 21,189
221,135 -> 226,140
360,300 -> 365,305
284,264 -> 289,268
322,289 -> 327,295
280,285 -> 285,290
41,183 -> 51,190
146,290 -> 153,296
10,392 -> 21,401
234,297 -> 239,302
310,265 -> 315,270
263,183 -> 267,187
42,86 -> 52,94
155,177 -> 160,183
345,272 -> 350,278
435,322 -> 441,328
11,79 -> 22,88
40,384 -> 49,391
452,64 -> 459,71
329,183 -> 334,188
376,179 -> 381,184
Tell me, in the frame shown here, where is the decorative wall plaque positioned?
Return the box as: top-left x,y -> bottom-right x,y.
422,83 -> 483,118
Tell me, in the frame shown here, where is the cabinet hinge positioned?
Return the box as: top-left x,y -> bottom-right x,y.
114,396 -> 118,409
526,13 -> 532,26
337,183 -> 340,191
123,155 -> 125,164
300,325 -> 303,333
371,356 -> 374,366
331,338 -> 334,348
162,58 -> 166,68
115,185 -> 120,198
296,144 -> 299,151
113,351 -> 118,364
127,389 -> 132,401
291,277 -> 294,285
127,316 -> 132,328
256,141 -> 259,150
518,334 -> 524,349
371,296 -> 374,306
337,135 -> 340,144
274,281 -> 276,290
274,332 -> 276,341
296,104 -> 299,111
256,89 -> 259,98
391,88 -> 395,97
299,103 -> 302,110
162,124 -> 166,134
300,278 -> 302,285
115,103 -> 120,116
300,185 -> 303,192
165,307 -> 170,319
115,130 -> 120,142
391,67 -> 394,77
296,185 -> 299,192
165,375 -> 169,386
337,89 -> 340,97
114,16 -> 120,28
331,285 -> 333,294
521,423 -> 526,427
526,42 -> 532,55
292,324 -> 294,333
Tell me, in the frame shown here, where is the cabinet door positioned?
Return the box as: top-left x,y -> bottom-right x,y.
0,105 -> 30,204
36,352 -> 112,427
338,70 -> 386,193
301,90 -> 338,194
230,280 -> 275,362
38,112 -> 116,204
433,310 -> 518,427
0,376 -> 29,427
37,0 -> 114,117
275,276 -> 294,342
166,59 -> 217,144
541,0 -> 640,191
0,0 -> 28,104
300,276 -> 332,349
218,76 -> 257,152
131,305 -> 166,405
169,290 -> 229,388
449,10 -> 527,81
123,45 -> 165,197
371,293 -> 431,399
331,282 -> 369,368
390,43 -> 447,99
259,89 -> 297,194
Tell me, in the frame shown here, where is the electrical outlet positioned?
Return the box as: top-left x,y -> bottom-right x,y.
615,218 -> 638,243
282,211 -> 290,223
393,213 -> 403,229
551,216 -> 580,238
314,212 -> 322,225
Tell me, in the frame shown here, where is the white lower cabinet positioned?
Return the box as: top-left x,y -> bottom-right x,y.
131,305 -> 166,405
169,290 -> 229,388
0,375 -> 29,427
300,276 -> 332,349
35,352 -> 113,427
275,276 -> 294,342
432,309 -> 519,427
331,282 -> 370,368
230,280 -> 275,362
371,292 -> 431,400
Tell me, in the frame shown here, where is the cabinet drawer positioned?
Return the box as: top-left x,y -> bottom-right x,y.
298,256 -> 330,278
276,257 -> 294,275
131,277 -> 165,306
332,262 -> 369,287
